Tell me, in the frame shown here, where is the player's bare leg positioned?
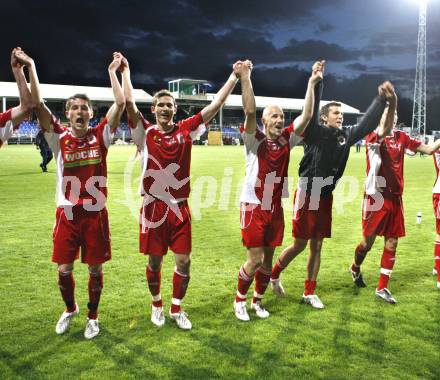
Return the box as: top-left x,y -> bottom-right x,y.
234,247 -> 264,321
434,234 -> 440,289
250,247 -> 274,318
302,238 -> 324,309
376,237 -> 398,304
170,253 -> 192,330
147,255 -> 165,326
270,238 -> 308,296
84,264 -> 103,339
55,263 -> 79,335
350,235 -> 376,287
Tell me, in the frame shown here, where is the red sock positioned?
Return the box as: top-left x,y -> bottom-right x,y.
377,248 -> 396,290
435,241 -> 440,282
88,271 -> 103,320
253,268 -> 271,303
271,259 -> 286,280
58,271 -> 76,312
304,280 -> 317,296
171,270 -> 190,314
236,266 -> 254,302
353,244 -> 368,271
146,266 -> 162,307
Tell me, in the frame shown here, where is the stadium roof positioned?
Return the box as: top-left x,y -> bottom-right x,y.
0,81 -> 153,103
205,93 -> 361,115
0,81 -> 361,115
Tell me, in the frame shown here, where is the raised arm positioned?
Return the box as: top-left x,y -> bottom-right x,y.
200,62 -> 239,123
237,60 -> 256,134
293,60 -> 324,136
10,48 -> 32,125
348,81 -> 393,145
120,56 -> 140,127
14,48 -> 52,131
106,52 -> 126,132
377,89 -> 397,138
417,139 -> 440,155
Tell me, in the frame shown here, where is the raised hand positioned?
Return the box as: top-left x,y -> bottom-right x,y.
109,52 -> 123,72
120,56 -> 129,72
233,59 -> 253,80
12,47 -> 34,69
378,81 -> 396,102
310,60 -> 325,84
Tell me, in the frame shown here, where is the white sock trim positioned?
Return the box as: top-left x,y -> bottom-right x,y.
253,291 -> 263,299
171,298 -> 181,306
380,268 -> 393,276
236,291 -> 247,299
152,293 -> 162,302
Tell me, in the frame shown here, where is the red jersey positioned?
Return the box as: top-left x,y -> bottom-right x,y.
433,150 -> 440,194
44,115 -> 113,207
364,129 -> 421,196
0,109 -> 15,148
129,112 -> 206,201
239,124 -> 302,207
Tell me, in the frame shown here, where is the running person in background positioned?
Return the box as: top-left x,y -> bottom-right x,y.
122,56 -> 242,330
350,96 -> 440,302
270,77 -> 396,309
233,60 -> 324,321
35,129 -> 53,172
16,49 -> 126,338
0,48 -> 33,148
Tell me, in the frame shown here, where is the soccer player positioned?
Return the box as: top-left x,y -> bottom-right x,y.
122,56 -> 242,330
350,98 -> 440,302
0,48 -> 33,148
17,49 -> 126,338
433,150 -> 440,289
233,60 -> 324,321
270,78 -> 396,309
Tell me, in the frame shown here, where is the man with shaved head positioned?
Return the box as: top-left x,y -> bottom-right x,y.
233,60 -> 324,321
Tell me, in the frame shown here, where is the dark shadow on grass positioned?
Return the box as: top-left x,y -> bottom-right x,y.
0,333 -> 64,378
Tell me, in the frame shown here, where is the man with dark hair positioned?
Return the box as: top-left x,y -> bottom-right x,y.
0,48 -> 33,148
122,56 -> 242,330
233,59 -> 324,321
16,49 -> 126,339
35,129 -> 53,172
270,77 -> 396,309
351,97 -> 440,302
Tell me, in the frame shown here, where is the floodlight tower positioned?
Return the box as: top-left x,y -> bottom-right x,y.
411,0 -> 427,138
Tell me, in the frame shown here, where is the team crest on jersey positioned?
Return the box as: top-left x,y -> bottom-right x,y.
338,135 -> 346,145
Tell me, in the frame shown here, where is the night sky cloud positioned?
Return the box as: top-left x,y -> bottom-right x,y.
0,0 -> 438,121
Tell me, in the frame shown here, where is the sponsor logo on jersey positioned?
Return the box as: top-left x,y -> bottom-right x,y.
64,147 -> 101,168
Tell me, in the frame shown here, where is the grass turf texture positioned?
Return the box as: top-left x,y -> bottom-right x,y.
0,144 -> 439,380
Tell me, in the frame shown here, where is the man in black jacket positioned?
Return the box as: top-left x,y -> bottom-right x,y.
35,128 -> 53,172
270,79 -> 396,309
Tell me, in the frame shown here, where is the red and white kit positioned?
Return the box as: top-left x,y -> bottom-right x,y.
362,129 -> 421,237
432,151 -> 440,233
239,124 -> 302,247
45,115 -> 114,264
0,109 -> 16,148
129,112 -> 206,255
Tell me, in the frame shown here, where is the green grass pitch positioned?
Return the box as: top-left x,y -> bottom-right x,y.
0,144 -> 439,379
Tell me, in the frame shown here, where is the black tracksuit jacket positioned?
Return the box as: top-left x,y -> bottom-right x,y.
298,82 -> 387,196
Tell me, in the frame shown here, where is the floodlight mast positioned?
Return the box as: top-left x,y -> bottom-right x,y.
411,0 -> 427,138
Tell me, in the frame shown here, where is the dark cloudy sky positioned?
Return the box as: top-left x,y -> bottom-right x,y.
1,0 -> 439,114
